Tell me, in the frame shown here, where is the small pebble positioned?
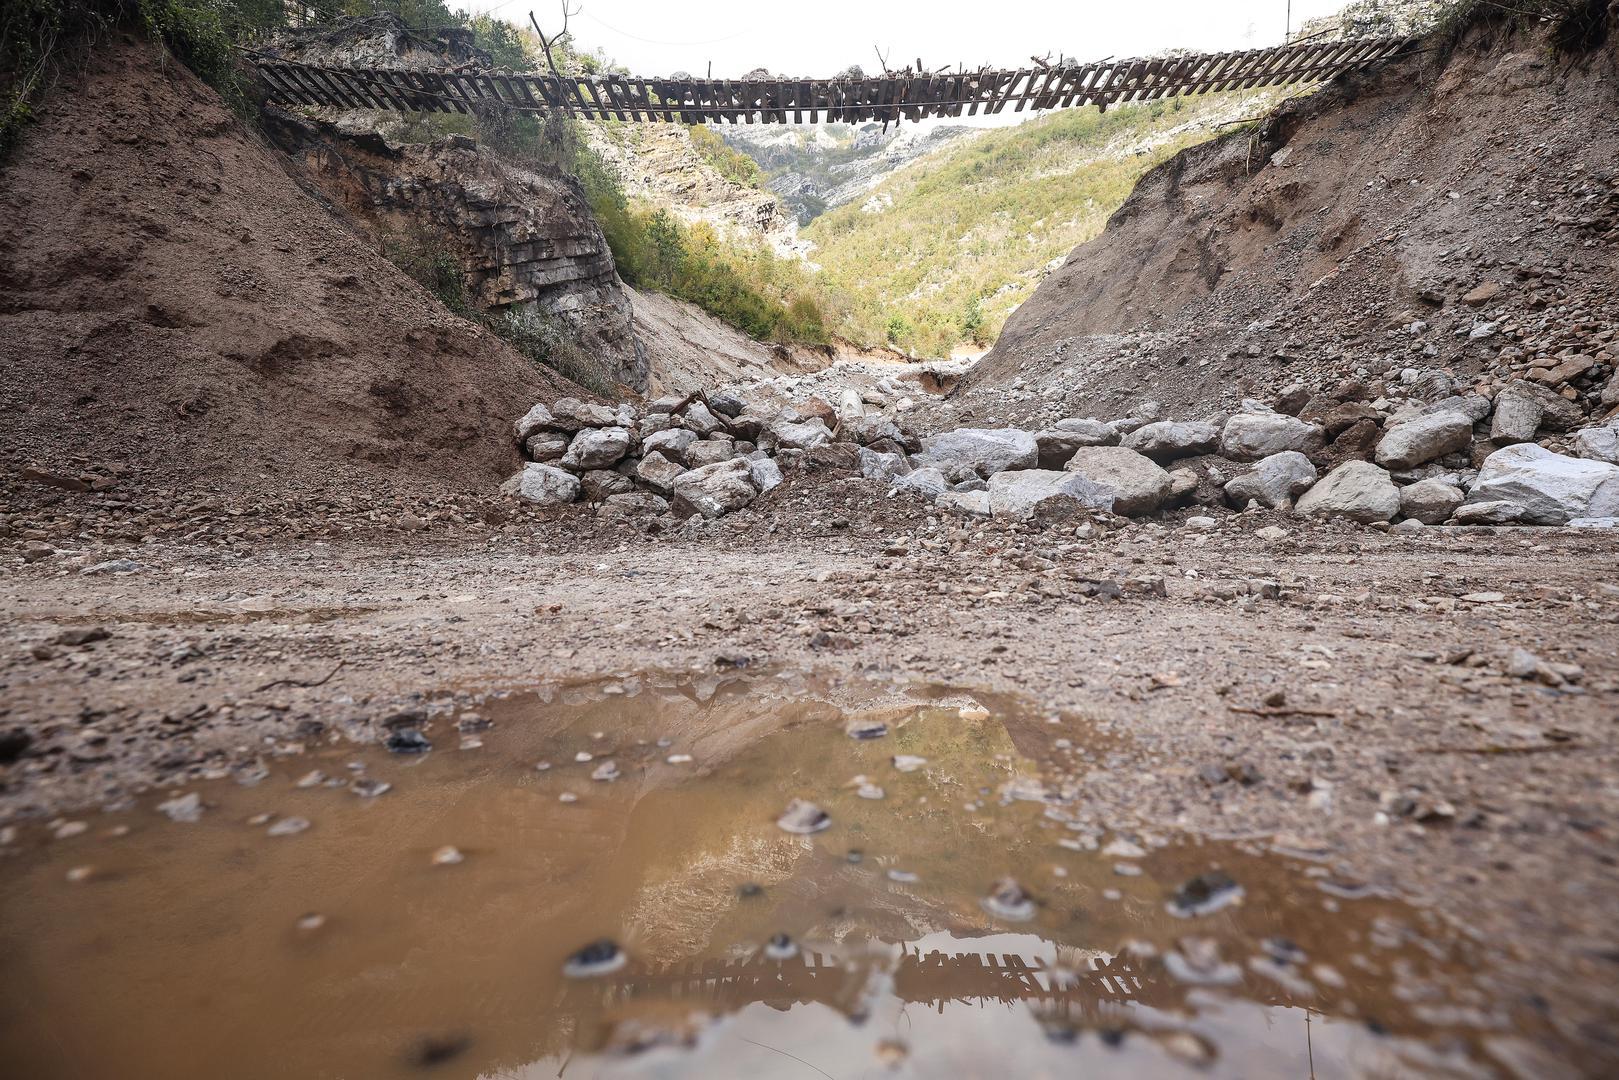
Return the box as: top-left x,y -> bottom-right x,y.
53,821 -> 88,840
559,792 -> 579,804
65,865 -> 94,883
563,939 -> 626,977
574,751 -> 594,763
267,816 -> 311,837
665,753 -> 693,765
591,760 -> 620,782
432,846 -> 464,866
764,932 -> 798,960
891,755 -> 927,773
297,913 -> 326,931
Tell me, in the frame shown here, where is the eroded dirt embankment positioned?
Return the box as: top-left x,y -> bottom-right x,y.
0,37 -> 575,499
968,16 -> 1619,422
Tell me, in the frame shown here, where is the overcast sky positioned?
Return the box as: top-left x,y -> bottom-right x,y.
464,0 -> 1356,78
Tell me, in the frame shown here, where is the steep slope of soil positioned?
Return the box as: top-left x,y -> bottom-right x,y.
0,37 -> 574,499
965,18 -> 1619,422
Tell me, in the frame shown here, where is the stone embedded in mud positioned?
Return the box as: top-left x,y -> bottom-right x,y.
1294,461 -> 1401,523
157,792 -> 203,823
563,939 -> 627,978
981,877 -> 1037,921
915,427 -> 1038,477
765,933 -> 798,960
350,778 -> 391,798
673,458 -> 759,519
432,845 -> 464,866
579,469 -> 635,502
1165,937 -> 1243,985
266,816 -> 311,837
1167,871 -> 1245,917
844,717 -> 889,739
1063,446 -> 1172,516
591,760 -> 620,781
891,754 -> 927,773
776,798 -> 831,834
857,446 -> 909,483
386,729 -> 432,754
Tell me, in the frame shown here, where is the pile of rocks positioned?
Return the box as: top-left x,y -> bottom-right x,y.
507,374 -> 1619,529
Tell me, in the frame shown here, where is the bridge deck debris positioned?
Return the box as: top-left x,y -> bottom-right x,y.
250,36 -> 1407,124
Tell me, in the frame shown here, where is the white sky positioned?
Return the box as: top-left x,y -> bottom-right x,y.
463,0 -> 1355,78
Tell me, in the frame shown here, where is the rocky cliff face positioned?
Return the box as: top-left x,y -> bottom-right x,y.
581,123 -> 808,258
269,116 -> 648,391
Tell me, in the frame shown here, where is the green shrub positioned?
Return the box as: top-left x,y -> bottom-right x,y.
687,123 -> 762,188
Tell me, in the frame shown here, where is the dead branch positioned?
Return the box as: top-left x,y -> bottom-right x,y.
1227,705 -> 1339,719
255,660 -> 346,692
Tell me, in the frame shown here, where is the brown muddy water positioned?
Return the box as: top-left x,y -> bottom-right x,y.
0,672 -> 1569,1078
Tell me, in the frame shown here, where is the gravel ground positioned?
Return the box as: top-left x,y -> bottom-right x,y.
3,476 -> 1617,1062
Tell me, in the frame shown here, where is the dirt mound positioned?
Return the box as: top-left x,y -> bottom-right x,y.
0,37 -> 574,499
965,16 -> 1618,423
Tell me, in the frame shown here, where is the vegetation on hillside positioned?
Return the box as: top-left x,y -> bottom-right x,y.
800,92 -> 1283,357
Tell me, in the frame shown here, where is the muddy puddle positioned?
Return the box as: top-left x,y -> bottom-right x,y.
0,673 -> 1569,1078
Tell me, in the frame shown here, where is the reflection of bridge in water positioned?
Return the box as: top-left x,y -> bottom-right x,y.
561,944 -> 1300,1020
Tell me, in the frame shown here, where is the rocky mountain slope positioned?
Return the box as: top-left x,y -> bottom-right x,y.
0,35 -> 577,499
964,14 -> 1618,426
721,122 -> 976,224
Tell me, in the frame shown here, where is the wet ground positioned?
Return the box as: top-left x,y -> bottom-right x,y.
0,673 -> 1579,1079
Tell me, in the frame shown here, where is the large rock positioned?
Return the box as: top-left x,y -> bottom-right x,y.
599,492 -> 669,519
514,402 -> 555,441
1035,428 -> 1110,469
560,427 -> 631,471
523,431 -> 569,462
891,467 -> 948,501
1051,417 -> 1118,441
840,415 -> 917,450
643,427 -> 698,464
503,462 -> 580,506
1224,451 -> 1317,510
915,428 -> 1038,477
1399,478 -> 1465,524
1375,410 -> 1473,470
580,469 -> 635,501
684,438 -> 737,469
769,417 -> 834,452
1573,424 -> 1619,465
1220,412 -> 1325,461
1063,446 -> 1172,516
937,490 -> 992,517
1294,461 -> 1401,523
1492,379 -> 1584,439
747,455 -> 783,494
551,398 -> 620,431
1122,421 -> 1221,462
987,469 -> 1113,520
672,458 -> 759,519
681,401 -> 726,436
857,446 -> 910,482
1463,444 -> 1619,525
635,451 -> 685,495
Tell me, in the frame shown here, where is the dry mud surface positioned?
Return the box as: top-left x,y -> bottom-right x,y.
3,481 -> 1618,1068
